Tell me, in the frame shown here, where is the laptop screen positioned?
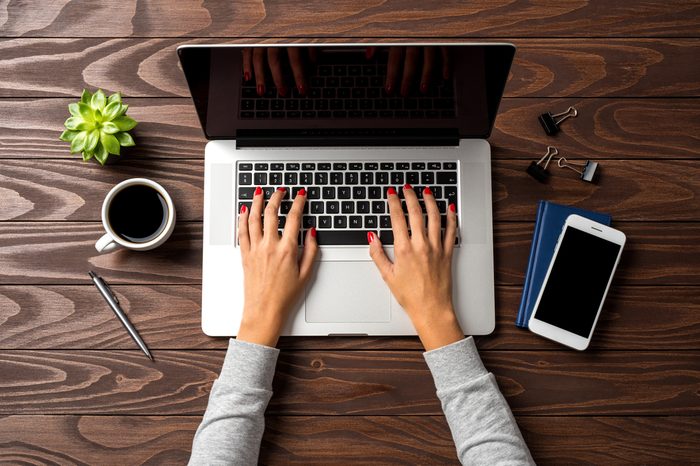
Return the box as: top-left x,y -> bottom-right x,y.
178,43 -> 514,143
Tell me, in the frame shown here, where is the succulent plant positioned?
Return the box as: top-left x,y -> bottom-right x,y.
59,89 -> 137,165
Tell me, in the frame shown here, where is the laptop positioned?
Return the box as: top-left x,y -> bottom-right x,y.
177,42 -> 515,336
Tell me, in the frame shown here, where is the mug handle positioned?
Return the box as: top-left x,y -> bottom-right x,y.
95,233 -> 119,253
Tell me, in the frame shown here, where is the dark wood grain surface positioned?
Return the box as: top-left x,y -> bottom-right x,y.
1,0 -> 699,464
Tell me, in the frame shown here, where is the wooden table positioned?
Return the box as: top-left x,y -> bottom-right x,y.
1,1 -> 699,464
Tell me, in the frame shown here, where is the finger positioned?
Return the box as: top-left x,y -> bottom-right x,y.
385,46 -> 403,95
299,227 -> 318,283
440,46 -> 451,80
263,187 -> 286,240
238,202 -> 250,253
253,47 -> 266,96
367,231 -> 393,282
248,186 -> 264,243
444,202 -> 458,257
423,186 -> 441,248
283,187 -> 306,243
420,47 -> 435,93
400,46 -> 420,96
287,47 -> 307,95
387,186 -> 409,243
365,46 -> 376,60
403,184 -> 425,240
267,48 -> 288,97
242,48 -> 253,82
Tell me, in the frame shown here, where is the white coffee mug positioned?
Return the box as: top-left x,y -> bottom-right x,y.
96,178 -> 176,252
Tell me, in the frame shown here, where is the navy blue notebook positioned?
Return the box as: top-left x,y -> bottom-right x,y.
516,201 -> 612,328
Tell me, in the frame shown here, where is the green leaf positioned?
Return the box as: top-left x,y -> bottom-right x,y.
59,130 -> 79,142
65,117 -> 93,131
77,103 -> 94,122
82,150 -> 94,162
91,89 -> 106,111
107,92 -> 122,104
102,101 -> 121,122
101,132 -> 120,155
101,122 -> 120,134
68,103 -> 80,117
85,129 -> 100,152
94,142 -> 108,165
70,130 -> 88,153
112,115 -> 137,131
117,104 -> 129,116
81,89 -> 93,104
115,131 -> 135,147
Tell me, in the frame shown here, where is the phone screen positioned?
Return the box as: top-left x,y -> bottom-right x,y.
533,226 -> 621,337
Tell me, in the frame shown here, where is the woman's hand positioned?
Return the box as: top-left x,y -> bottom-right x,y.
237,187 -> 318,347
368,184 -> 464,351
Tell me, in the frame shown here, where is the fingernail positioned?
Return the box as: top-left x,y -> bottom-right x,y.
367,231 -> 374,244
297,188 -> 306,197
404,183 -> 413,190
257,84 -> 265,96
255,186 -> 262,196
240,204 -> 247,213
277,187 -> 286,192
385,84 -> 393,95
310,227 -> 317,238
449,203 -> 456,212
244,71 -> 251,82
365,48 -> 373,59
278,85 -> 288,97
387,187 -> 397,196
298,84 -> 306,96
423,186 -> 432,196
420,83 -> 428,94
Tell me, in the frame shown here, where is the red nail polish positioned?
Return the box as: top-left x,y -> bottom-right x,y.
404,183 -> 413,190
257,84 -> 265,96
298,188 -> 306,197
277,187 -> 286,194
449,203 -> 456,212
423,186 -> 432,196
420,83 -> 428,94
365,48 -> 373,59
244,71 -> 251,82
278,85 -> 287,97
367,231 -> 374,244
387,187 -> 397,196
255,186 -> 262,196
240,204 -> 247,213
310,227 -> 317,238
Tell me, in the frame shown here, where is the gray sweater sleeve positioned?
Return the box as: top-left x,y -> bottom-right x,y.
189,338 -> 279,466
424,337 -> 535,465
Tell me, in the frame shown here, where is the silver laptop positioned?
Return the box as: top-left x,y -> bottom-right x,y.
178,42 -> 515,336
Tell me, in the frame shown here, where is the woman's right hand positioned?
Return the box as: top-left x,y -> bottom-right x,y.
367,184 -> 464,351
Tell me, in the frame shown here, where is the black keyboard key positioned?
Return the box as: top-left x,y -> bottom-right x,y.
270,172 -> 283,185
333,110 -> 347,118
341,77 -> 354,87
315,172 -> 328,185
272,111 -> 285,118
345,172 -> 358,185
334,216 -> 347,229
379,230 -> 394,244
353,186 -> 366,199
319,66 -> 332,76
326,201 -> 340,214
411,162 -> 425,170
302,163 -> 316,170
318,163 -> 331,170
421,172 -> 435,184
271,100 -> 284,110
444,162 -> 457,170
406,172 -> 419,184
444,186 -> 458,211
349,216 -> 363,229
322,187 -> 336,199
307,187 -> 320,199
333,163 -> 347,170
349,162 -> 363,170
330,99 -> 343,110
238,187 -> 256,199
364,162 -> 378,170
256,111 -> 270,119
311,201 -> 324,214
428,162 -> 441,170
271,163 -> 284,170
361,172 -> 373,184
380,215 -> 391,228
338,187 -> 351,199
397,162 -> 410,170
357,201 -> 370,213
254,163 -> 268,170
391,172 -> 404,184
285,173 -> 298,185
330,172 -> 343,185
372,201 -> 385,213
318,216 -> 332,229
368,186 -> 382,199
262,187 -> 275,199
364,216 -> 378,228
238,172 -> 252,185
341,92 -> 354,102
256,100 -> 269,110
280,201 -> 292,214
288,111 -> 301,118
315,230 -> 368,245
241,111 -> 254,118
349,110 -> 362,118
286,163 -> 300,170
239,163 -> 253,171
380,163 -> 394,170
318,110 -> 332,118
333,66 -> 346,76
437,172 -> 458,184
376,172 -> 389,184
300,172 -> 313,185
341,201 -> 354,213
303,216 -> 316,228
437,200 -> 447,213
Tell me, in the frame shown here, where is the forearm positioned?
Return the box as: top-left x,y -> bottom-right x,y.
424,337 -> 535,465
189,339 -> 279,466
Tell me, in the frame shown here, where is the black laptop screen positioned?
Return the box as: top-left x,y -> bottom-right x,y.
178,44 -> 514,143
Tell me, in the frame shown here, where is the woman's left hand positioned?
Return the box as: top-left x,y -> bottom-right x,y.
237,187 -> 318,346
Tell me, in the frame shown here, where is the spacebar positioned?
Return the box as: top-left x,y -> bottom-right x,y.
315,231 -> 370,245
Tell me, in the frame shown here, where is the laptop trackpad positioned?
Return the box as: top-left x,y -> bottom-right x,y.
305,261 -> 391,323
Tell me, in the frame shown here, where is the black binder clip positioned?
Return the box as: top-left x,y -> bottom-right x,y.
538,106 -> 577,135
557,157 -> 599,183
526,146 -> 558,183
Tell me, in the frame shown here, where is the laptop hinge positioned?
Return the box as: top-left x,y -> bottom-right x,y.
236,128 -> 459,148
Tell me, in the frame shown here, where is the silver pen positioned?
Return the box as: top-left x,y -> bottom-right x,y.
89,271 -> 153,361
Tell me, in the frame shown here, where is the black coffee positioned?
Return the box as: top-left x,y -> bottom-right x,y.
108,184 -> 168,243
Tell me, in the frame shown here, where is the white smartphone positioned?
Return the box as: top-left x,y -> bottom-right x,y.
529,214 -> 626,350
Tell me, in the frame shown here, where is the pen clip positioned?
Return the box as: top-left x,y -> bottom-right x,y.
90,271 -> 119,304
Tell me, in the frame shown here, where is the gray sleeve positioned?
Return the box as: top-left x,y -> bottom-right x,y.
424,337 -> 535,465
189,338 -> 279,466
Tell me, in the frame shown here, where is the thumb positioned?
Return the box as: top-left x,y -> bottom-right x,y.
367,231 -> 393,281
299,227 -> 319,283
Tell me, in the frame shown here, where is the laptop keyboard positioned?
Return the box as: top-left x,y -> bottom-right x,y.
240,62 -> 456,120
236,161 -> 459,246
